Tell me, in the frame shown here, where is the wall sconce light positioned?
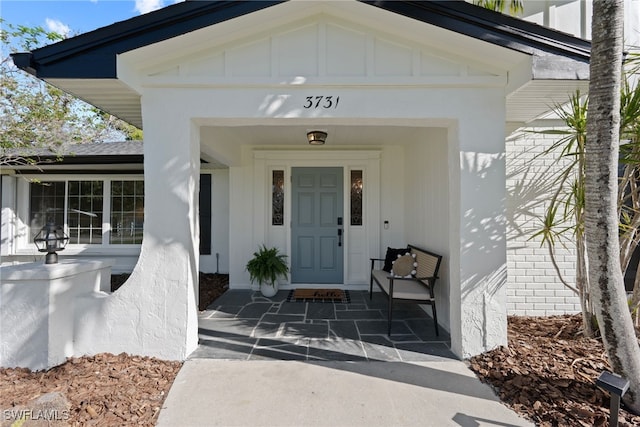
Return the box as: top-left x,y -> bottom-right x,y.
307,131 -> 327,145
33,223 -> 69,264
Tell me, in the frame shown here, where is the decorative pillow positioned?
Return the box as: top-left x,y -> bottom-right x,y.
383,247 -> 410,272
391,253 -> 418,278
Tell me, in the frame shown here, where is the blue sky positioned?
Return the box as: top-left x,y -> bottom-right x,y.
1,0 -> 182,38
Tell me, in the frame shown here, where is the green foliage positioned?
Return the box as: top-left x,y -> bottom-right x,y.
0,19 -> 142,164
532,92 -> 588,249
533,52 -> 640,327
245,245 -> 289,287
473,0 -> 523,15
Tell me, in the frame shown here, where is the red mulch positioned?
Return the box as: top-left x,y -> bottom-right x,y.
0,274 -> 229,426
0,353 -> 181,426
469,315 -> 640,426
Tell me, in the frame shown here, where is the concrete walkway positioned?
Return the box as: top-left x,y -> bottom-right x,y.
157,290 -> 532,426
157,359 -> 533,427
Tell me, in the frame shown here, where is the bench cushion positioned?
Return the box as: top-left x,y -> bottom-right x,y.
371,269 -> 433,301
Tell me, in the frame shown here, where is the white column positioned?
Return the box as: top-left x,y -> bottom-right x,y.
74,90 -> 200,360
449,96 -> 508,359
1,175 -> 17,256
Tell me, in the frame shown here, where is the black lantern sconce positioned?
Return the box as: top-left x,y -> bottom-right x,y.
33,223 -> 69,264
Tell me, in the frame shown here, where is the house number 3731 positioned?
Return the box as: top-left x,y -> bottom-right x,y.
303,96 -> 340,109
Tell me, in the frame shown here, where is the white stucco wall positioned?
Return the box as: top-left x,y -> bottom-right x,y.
403,129 -> 451,332
0,259 -> 113,371
448,91 -> 508,358
73,96 -> 201,361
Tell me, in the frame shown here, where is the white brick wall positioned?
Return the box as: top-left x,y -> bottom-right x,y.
506,125 -> 582,315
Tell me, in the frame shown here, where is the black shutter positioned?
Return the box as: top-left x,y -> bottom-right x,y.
199,174 -> 212,255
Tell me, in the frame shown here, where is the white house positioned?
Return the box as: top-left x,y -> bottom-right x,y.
2,0 -> 636,360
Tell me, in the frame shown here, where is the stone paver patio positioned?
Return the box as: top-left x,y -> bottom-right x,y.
193,290 -> 455,361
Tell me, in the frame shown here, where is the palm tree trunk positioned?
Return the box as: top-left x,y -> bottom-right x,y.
585,0 -> 640,414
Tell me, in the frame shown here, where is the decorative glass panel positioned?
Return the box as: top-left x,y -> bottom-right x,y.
110,180 -> 144,244
272,170 -> 284,226
350,170 -> 363,226
29,181 -> 65,240
67,180 -> 103,244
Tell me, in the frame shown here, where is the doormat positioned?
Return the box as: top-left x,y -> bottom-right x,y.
286,289 -> 350,303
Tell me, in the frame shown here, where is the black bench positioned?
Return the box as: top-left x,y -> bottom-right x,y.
370,244 -> 443,336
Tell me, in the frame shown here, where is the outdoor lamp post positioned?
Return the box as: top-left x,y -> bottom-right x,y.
596,371 -> 630,427
33,223 -> 69,264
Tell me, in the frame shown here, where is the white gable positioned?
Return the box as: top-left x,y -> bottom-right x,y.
142,13 -> 502,85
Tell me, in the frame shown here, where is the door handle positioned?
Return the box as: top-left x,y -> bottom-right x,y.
338,229 -> 342,247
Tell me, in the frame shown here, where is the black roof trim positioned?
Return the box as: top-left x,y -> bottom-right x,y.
11,0 -> 590,81
12,169 -> 145,175
361,1 -> 590,62
11,0 -> 285,79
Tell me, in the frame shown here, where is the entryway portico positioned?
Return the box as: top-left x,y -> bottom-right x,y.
11,0 -> 590,360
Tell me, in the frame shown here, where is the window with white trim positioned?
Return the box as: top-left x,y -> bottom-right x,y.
29,179 -> 143,245
110,180 -> 144,244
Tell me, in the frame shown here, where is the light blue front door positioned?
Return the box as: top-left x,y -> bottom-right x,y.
291,167 -> 344,283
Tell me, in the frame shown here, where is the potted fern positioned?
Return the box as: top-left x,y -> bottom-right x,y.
246,244 -> 289,297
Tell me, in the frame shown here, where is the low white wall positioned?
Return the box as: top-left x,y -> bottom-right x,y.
2,253 -> 137,277
0,259 -> 113,371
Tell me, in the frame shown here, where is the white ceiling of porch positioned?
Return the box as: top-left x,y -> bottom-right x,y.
199,123 -> 437,169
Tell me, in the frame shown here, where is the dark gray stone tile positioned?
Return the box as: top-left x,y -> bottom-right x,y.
197,288 -> 452,361
307,303 -> 336,320
207,306 -> 244,319
261,314 -> 305,324
328,321 -> 360,340
308,339 -> 367,361
405,318 -> 447,341
278,303 -> 307,315
336,310 -> 383,320
213,290 -> 253,306
364,292 -> 388,306
389,334 -> 422,342
190,337 -> 256,360
395,342 -> 457,361
237,303 -> 273,319
256,290 -> 289,303
252,322 -> 281,338
360,335 -> 401,361
198,310 -> 215,319
198,319 -> 259,337
250,340 -> 308,360
281,322 -> 329,339
348,291 -> 369,302
255,337 -> 307,347
392,307 -> 432,319
357,320 -> 411,335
